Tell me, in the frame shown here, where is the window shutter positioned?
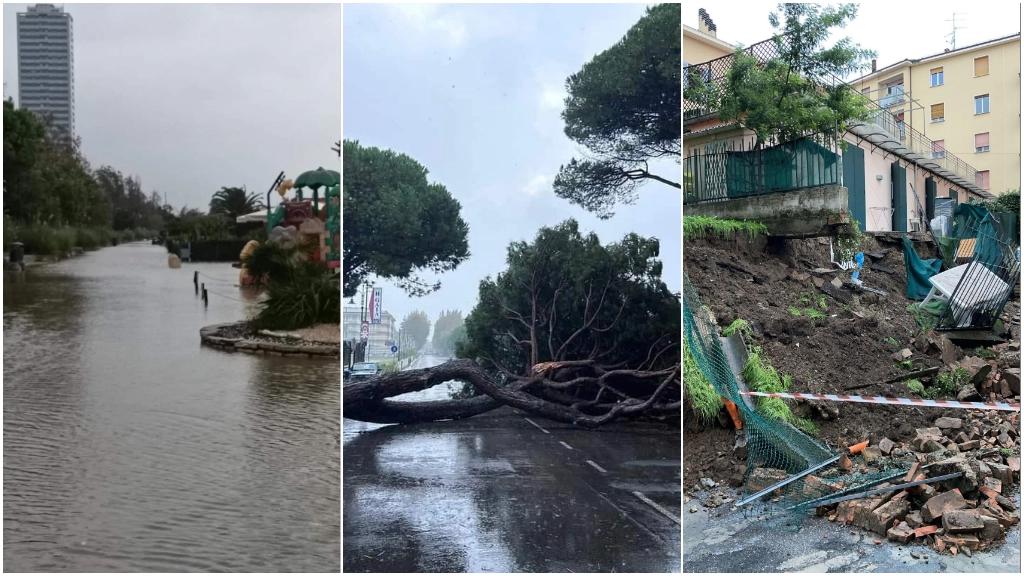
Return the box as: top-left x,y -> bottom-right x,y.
975,56 -> 989,76
930,67 -> 943,74
933,140 -> 945,153
931,103 -> 944,119
975,132 -> 990,148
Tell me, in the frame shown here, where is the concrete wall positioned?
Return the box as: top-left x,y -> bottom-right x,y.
685,185 -> 849,238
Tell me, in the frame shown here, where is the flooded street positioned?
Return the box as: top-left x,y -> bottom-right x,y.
3,244 -> 340,572
343,355 -> 681,572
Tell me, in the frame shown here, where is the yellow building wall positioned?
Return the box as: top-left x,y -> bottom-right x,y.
683,27 -> 733,66
854,38 -> 1021,196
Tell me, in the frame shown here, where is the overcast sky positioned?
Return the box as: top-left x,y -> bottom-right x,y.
684,3 -> 1021,76
3,3 -> 341,212
344,3 -> 680,336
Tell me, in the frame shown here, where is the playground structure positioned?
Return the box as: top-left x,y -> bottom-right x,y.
237,169 -> 340,285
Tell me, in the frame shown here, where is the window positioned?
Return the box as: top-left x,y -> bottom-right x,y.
931,103 -> 945,122
976,170 -> 990,189
975,132 -> 990,152
974,56 -> 989,77
930,67 -> 944,86
861,87 -> 871,96
932,139 -> 946,159
881,83 -> 904,107
975,94 -> 990,114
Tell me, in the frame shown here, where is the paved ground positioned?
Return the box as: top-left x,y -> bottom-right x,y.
343,355 -> 680,572
683,487 -> 1021,573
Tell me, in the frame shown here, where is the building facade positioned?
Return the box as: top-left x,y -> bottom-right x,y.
342,306 -> 396,360
17,4 -> 76,136
852,34 -> 1021,196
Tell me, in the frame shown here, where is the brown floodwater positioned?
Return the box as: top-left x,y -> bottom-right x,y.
3,243 -> 340,572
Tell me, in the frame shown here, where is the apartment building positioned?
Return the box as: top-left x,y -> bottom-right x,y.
342,306 -> 396,359
17,4 -> 76,136
852,34 -> 1021,196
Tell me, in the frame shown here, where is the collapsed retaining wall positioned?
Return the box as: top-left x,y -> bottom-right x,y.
685,185 -> 850,238
200,322 -> 340,358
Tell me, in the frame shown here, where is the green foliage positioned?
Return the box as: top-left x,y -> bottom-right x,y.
554,4 -> 680,217
907,379 -> 928,398
209,186 -> 263,220
816,294 -> 828,311
400,310 -> 431,350
834,219 -> 863,263
743,346 -> 816,434
788,307 -> 802,316
1001,448 -> 1015,457
935,367 -> 971,396
250,262 -> 341,330
342,140 -> 470,298
804,308 -> 825,321
684,338 -> 724,423
458,219 -> 679,376
722,318 -> 752,340
799,293 -> 810,304
683,215 -> 768,242
976,348 -> 997,361
241,239 -> 311,286
894,360 -> 915,371
883,337 -> 899,348
685,4 -> 875,148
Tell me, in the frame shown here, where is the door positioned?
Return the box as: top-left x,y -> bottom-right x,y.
891,162 -> 907,232
842,144 -> 867,231
926,177 -> 937,221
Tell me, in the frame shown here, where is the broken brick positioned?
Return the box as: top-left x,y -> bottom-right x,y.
935,417 -> 963,430
878,437 -> 895,456
905,510 -> 924,529
747,468 -> 789,492
958,440 -> 980,451
979,515 -> 1004,542
988,462 -> 1012,486
861,446 -> 883,465
943,510 -> 984,534
922,489 -> 966,524
915,524 -> 938,538
887,520 -> 914,544
866,497 -> 910,535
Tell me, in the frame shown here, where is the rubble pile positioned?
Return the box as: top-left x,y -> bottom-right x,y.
812,412 -> 1021,555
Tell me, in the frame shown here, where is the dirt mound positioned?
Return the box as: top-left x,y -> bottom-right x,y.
683,232 -> 1021,487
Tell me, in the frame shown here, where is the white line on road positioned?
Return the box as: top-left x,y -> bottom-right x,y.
524,418 -> 550,434
633,491 -> 680,525
559,441 -> 573,450
586,460 -> 607,473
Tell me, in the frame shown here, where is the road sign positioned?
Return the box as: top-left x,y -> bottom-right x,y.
360,321 -> 369,342
391,345 -> 399,354
370,287 -> 383,324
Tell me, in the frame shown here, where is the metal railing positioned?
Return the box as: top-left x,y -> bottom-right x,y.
935,215 -> 1020,331
684,134 -> 843,205
684,35 -> 982,193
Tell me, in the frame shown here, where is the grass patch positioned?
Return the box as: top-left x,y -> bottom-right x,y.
883,337 -> 899,348
907,379 -> 929,398
935,367 -> 971,396
977,348 -> 997,361
683,338 -> 724,424
722,318 -> 752,340
743,346 -> 817,435
804,308 -> 825,321
894,360 -> 915,371
683,216 -> 768,242
788,307 -> 802,316
1001,448 -> 1016,457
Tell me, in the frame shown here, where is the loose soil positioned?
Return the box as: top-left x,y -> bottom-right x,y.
683,232 -> 1021,487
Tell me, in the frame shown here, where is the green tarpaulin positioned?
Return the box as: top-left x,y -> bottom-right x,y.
902,235 -> 942,300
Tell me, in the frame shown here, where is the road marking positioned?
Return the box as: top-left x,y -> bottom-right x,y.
591,489 -> 663,543
559,441 -> 573,450
586,460 -> 607,473
523,418 -> 550,434
632,491 -> 680,525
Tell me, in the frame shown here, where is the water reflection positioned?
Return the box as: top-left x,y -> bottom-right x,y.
4,244 -> 339,572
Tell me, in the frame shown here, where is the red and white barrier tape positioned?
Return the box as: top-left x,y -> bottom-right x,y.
738,391 -> 1020,412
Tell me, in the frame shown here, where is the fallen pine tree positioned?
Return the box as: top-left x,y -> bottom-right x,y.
343,358 -> 680,426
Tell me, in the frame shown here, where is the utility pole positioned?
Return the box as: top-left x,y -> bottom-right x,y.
945,13 -> 967,51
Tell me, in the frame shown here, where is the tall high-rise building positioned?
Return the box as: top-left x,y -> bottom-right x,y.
17,4 -> 75,137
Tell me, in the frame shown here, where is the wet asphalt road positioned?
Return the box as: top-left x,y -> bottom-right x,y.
683,487 -> 1021,573
343,355 -> 681,572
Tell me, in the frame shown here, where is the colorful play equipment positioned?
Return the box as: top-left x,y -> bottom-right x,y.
237,169 -> 340,286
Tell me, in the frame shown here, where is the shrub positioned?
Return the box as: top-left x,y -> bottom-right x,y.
250,263 -> 340,330
683,339 -> 724,424
907,379 -> 928,398
241,239 -> 308,285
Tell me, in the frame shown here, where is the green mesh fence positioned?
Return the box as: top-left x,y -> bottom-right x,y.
683,270 -> 910,523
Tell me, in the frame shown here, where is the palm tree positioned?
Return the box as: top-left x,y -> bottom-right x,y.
209,186 -> 264,221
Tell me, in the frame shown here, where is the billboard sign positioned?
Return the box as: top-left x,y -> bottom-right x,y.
360,321 -> 369,342
370,287 -> 383,324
